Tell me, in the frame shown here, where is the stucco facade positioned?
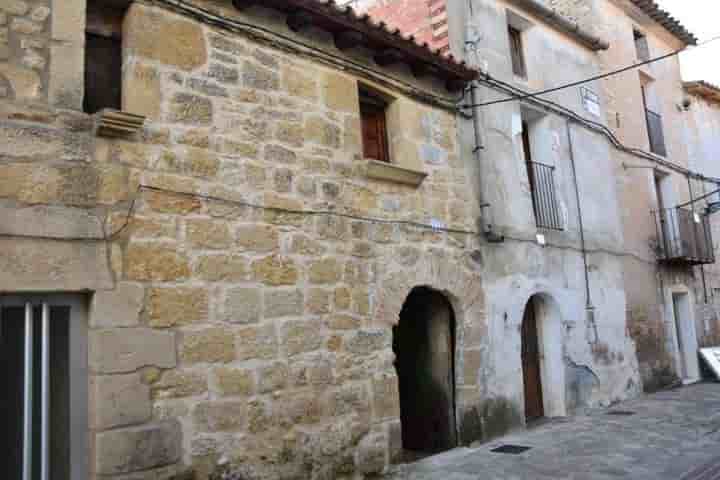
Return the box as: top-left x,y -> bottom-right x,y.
450,0 -> 641,425
588,0 -> 715,390
365,0 -> 643,438
684,81 -> 720,350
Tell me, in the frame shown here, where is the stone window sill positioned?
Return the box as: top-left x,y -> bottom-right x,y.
96,109 -> 146,138
365,159 -> 428,187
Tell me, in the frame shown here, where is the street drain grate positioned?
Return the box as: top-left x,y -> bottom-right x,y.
491,445 -> 532,454
607,410 -> 636,416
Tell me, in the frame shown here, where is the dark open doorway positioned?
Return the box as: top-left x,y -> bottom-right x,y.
393,287 -> 457,456
521,296 -> 544,421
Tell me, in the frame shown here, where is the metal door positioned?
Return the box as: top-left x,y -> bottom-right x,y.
522,300 -> 544,421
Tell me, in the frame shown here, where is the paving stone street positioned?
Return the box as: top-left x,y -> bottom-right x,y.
386,383 -> 720,480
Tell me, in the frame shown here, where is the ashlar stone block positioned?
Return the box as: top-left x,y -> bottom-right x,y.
91,373 -> 151,429
125,3 -> 207,71
95,421 -> 182,474
90,328 -> 176,374
181,327 -> 235,364
90,282 -> 144,328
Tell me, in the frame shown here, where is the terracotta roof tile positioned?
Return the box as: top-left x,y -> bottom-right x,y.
630,0 -> 697,45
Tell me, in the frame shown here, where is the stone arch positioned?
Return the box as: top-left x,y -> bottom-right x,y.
374,252 -> 484,330
520,292 -> 567,419
393,286 -> 457,454
374,250 -> 486,444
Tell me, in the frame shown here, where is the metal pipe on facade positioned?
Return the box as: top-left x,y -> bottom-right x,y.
23,302 -> 33,480
566,121 -> 595,315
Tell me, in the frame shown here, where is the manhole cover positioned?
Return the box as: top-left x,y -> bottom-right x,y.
491,445 -> 532,454
607,410 -> 636,416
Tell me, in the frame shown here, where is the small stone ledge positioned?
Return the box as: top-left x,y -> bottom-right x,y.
96,109 -> 146,138
365,159 -> 427,187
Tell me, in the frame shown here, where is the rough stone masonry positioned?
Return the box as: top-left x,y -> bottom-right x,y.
0,0 -> 485,478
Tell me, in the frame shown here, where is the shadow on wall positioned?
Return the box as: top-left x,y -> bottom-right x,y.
458,398 -> 523,445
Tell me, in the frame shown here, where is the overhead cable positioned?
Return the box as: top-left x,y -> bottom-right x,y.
461,34 -> 720,109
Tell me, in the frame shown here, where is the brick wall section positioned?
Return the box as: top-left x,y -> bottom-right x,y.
363,0 -> 449,54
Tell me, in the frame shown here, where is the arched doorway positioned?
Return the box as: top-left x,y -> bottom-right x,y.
393,287 -> 457,454
521,296 -> 544,421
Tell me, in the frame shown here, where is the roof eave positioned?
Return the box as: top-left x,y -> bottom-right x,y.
232,0 -> 478,90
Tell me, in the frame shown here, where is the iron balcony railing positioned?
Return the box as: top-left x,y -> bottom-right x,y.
653,207 -> 715,265
645,109 -> 667,157
528,161 -> 564,231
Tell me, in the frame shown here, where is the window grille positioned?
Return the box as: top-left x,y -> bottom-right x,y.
527,161 -> 563,230
0,296 -> 88,480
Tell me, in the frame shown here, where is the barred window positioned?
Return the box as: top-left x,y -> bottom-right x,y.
522,122 -> 563,230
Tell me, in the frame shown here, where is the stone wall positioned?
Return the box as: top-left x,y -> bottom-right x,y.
0,0 -> 51,101
0,1 -> 485,478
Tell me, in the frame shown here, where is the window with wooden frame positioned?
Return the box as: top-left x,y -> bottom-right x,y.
83,4 -> 125,114
508,26 -> 527,78
359,89 -> 390,163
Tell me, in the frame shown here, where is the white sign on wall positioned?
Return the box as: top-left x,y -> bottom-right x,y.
700,347 -> 720,380
580,87 -> 601,117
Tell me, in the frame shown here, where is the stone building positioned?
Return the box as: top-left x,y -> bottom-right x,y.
586,0 -> 718,390
366,0 -> 719,390
0,0 -> 485,478
1,0 -> 718,479
683,80 -> 720,350
360,0 -> 643,432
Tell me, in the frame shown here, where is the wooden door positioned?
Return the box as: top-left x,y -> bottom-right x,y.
522,300 -> 544,421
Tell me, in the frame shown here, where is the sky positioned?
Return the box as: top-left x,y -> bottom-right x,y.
655,0 -> 720,85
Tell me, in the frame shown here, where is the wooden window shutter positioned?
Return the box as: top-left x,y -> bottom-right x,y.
509,26 -> 526,78
360,99 -> 389,162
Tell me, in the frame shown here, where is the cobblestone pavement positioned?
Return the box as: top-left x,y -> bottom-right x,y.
386,383 -> 720,480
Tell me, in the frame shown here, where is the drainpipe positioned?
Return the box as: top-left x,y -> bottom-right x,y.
466,19 -> 503,242
566,120 -> 597,343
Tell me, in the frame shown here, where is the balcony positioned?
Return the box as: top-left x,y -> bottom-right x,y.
653,207 -> 715,265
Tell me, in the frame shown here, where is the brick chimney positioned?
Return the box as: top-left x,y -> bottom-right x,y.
358,0 -> 450,54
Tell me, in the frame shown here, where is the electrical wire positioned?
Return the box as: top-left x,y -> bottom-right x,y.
461,34 -> 720,109
0,185 -> 481,242
470,72 -> 720,184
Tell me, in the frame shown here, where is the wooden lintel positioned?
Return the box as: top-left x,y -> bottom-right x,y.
374,49 -> 404,67
445,78 -> 466,93
287,10 -> 314,32
411,63 -> 433,78
334,30 -> 364,51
